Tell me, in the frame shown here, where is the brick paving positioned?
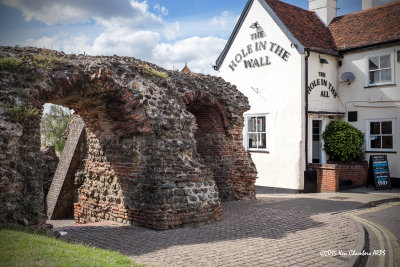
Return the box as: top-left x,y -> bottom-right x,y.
50,198 -> 360,266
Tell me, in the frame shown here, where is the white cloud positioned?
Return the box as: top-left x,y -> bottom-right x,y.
1,0 -> 162,28
91,29 -> 160,59
164,21 -> 181,41
153,4 -> 168,16
24,33 -> 92,54
8,0 -> 232,75
210,11 -> 238,29
23,29 -> 160,60
153,36 -> 227,74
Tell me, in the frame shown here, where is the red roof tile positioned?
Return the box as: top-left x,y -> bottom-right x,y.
215,0 -> 400,70
263,0 -> 337,53
329,1 -> 400,51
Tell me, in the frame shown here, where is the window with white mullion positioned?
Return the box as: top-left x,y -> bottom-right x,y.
367,54 -> 393,85
246,115 -> 267,150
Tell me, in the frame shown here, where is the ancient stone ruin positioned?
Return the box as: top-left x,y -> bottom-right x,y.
0,46 -> 257,230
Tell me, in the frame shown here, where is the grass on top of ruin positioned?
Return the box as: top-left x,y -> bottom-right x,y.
0,224 -> 143,267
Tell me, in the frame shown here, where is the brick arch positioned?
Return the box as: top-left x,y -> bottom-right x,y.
181,90 -> 229,131
31,68 -> 151,140
182,90 -> 257,201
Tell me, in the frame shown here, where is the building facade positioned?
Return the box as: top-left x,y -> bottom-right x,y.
215,0 -> 400,191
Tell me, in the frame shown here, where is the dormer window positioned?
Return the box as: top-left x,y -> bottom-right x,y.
366,53 -> 394,86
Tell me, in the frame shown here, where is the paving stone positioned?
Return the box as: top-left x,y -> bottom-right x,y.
50,198 -> 359,266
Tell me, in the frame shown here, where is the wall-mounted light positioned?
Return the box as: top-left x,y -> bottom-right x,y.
319,56 -> 329,64
250,22 -> 260,29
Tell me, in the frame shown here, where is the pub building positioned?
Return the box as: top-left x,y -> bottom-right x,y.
215,0 -> 400,192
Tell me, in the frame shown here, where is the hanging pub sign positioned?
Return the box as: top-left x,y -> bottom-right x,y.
368,155 -> 392,190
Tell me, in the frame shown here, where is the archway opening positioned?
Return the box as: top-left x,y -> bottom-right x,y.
34,71 -> 149,225
40,103 -> 75,219
186,97 -> 233,201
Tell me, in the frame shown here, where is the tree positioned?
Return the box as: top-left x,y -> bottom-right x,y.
321,121 -> 365,163
40,104 -> 72,153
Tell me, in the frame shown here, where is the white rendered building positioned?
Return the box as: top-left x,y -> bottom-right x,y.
215,0 -> 400,192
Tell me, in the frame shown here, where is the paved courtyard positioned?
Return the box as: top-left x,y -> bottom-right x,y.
51,197 -> 362,267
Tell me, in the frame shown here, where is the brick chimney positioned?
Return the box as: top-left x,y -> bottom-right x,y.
309,0 -> 337,26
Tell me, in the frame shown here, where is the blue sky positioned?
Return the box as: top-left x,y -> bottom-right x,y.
0,0 -> 367,74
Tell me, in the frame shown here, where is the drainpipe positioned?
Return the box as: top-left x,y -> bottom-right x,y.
305,50 -> 310,171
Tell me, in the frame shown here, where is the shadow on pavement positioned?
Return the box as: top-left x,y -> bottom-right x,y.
57,198 -> 361,257
255,197 -> 365,214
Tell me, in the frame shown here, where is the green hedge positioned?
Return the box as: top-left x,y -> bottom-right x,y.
321,121 -> 365,163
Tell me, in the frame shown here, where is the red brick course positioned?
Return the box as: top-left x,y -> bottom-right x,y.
309,162 -> 368,193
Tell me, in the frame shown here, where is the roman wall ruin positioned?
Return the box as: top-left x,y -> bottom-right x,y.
0,46 -> 257,229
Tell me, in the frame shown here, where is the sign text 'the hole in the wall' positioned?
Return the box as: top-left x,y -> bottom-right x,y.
228,29 -> 291,71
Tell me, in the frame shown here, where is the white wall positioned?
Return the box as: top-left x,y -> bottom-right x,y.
219,0 -> 304,189
338,45 -> 400,178
307,53 -> 343,113
306,52 -> 343,164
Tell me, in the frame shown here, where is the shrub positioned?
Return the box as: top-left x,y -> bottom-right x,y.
321,120 -> 365,163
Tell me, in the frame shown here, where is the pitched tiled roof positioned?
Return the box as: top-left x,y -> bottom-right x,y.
215,0 -> 400,70
329,1 -> 400,51
263,0 -> 337,54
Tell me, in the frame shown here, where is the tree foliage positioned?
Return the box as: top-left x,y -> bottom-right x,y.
321,121 -> 365,163
40,105 -> 72,153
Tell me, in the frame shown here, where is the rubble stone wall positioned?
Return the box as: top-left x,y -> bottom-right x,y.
0,46 -> 257,229
40,146 -> 59,203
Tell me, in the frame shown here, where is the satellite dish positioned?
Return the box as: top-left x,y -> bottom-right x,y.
341,72 -> 355,83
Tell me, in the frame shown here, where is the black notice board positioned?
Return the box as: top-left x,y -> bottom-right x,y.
368,155 -> 392,190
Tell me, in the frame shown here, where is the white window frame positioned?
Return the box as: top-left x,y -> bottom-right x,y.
244,114 -> 268,152
365,52 -> 395,87
366,118 -> 396,152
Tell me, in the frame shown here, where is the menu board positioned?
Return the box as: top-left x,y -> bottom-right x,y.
368,155 -> 392,190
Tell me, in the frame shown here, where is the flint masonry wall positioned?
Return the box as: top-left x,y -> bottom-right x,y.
0,46 -> 257,229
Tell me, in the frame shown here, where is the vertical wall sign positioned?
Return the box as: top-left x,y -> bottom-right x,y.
307,72 -> 338,98
368,155 -> 392,190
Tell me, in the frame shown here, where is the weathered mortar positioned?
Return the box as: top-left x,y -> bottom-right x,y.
0,46 -> 257,229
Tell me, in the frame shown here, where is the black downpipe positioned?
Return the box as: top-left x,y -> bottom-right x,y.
305,50 -> 310,170
303,50 -> 317,193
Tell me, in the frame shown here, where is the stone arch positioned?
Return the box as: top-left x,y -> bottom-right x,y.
0,46 -> 256,229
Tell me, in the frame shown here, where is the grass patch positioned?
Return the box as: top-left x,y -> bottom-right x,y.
0,225 -> 142,267
33,54 -> 66,70
7,106 -> 39,125
0,57 -> 23,71
141,64 -> 169,80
